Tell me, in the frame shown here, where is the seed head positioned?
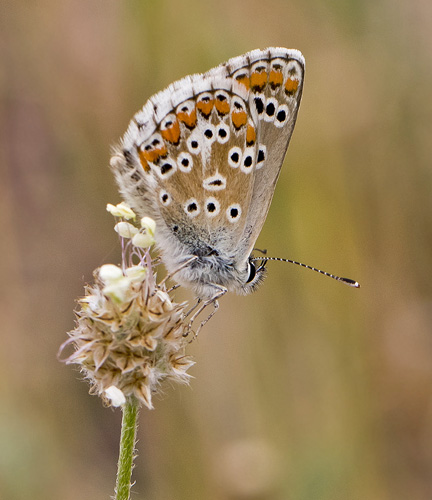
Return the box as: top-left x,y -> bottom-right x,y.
60,204 -> 194,409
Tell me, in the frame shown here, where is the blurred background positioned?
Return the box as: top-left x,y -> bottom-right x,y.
2,0 -> 432,499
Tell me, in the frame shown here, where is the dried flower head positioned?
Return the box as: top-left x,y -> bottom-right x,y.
60,203 -> 194,409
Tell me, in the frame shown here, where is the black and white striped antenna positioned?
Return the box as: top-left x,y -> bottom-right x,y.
251,256 -> 360,288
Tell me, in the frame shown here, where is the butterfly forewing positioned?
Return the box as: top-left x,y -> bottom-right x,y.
225,48 -> 305,260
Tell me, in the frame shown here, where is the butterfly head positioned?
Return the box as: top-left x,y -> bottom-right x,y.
157,232 -> 268,298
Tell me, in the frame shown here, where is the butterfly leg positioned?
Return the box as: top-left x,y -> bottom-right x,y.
187,284 -> 227,337
166,283 -> 181,294
194,298 -> 220,336
183,298 -> 202,321
158,256 -> 198,288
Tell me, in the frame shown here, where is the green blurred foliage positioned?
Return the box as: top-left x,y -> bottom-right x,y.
1,0 -> 432,499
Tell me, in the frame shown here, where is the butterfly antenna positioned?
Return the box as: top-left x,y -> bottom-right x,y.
251,257 -> 360,288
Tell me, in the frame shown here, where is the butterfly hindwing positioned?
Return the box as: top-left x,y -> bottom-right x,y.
114,79 -> 257,257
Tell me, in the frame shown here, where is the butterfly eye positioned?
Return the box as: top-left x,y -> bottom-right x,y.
243,258 -> 267,292
246,261 -> 256,283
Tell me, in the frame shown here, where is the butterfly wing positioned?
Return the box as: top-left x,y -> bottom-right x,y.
224,48 -> 305,262
111,70 -> 255,264
111,48 -> 304,283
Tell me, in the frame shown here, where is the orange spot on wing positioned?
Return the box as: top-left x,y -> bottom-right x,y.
285,78 -> 299,95
177,109 -> 197,129
269,70 -> 283,89
161,120 -> 181,145
231,110 -> 248,130
236,74 -> 250,90
138,150 -> 150,172
196,98 -> 215,117
250,71 -> 267,91
215,99 -> 230,115
246,124 -> 256,146
142,145 -> 168,164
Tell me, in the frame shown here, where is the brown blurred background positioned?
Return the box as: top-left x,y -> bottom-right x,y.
2,1 -> 432,499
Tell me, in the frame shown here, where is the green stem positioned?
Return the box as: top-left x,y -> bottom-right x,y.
115,397 -> 140,500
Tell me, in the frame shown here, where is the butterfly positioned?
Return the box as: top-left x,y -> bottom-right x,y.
111,47 -> 305,303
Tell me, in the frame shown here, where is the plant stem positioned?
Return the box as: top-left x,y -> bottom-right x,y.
115,397 -> 140,500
